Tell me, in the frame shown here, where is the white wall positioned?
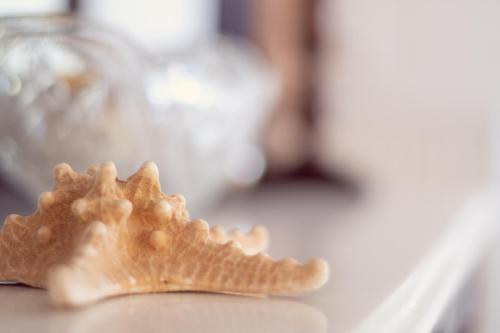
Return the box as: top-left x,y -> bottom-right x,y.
0,0 -> 66,15
317,0 -> 500,193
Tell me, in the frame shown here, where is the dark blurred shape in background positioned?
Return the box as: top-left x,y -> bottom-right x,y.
223,0 -> 324,179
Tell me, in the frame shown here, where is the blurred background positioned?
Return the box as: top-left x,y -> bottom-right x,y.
0,1 -> 500,332
0,0 -> 498,212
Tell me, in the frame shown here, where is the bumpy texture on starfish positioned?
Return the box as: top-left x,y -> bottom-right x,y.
0,162 -> 329,307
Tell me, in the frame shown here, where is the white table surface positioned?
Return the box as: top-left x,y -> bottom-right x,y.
0,180 -> 498,333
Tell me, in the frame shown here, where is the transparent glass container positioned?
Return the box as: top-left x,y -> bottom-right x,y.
0,15 -> 276,213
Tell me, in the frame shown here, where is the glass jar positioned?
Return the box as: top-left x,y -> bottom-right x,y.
0,15 -> 276,213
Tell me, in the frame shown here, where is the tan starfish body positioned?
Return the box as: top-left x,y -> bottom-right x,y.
0,162 -> 329,307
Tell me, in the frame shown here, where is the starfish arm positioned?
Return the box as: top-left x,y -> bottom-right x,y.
0,214 -> 29,282
47,221 -> 127,307
0,165 -> 95,286
167,222 -> 329,295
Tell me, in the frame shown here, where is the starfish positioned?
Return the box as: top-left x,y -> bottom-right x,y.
0,161 -> 329,307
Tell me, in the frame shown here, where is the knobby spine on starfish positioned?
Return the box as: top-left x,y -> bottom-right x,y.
0,161 -> 329,307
